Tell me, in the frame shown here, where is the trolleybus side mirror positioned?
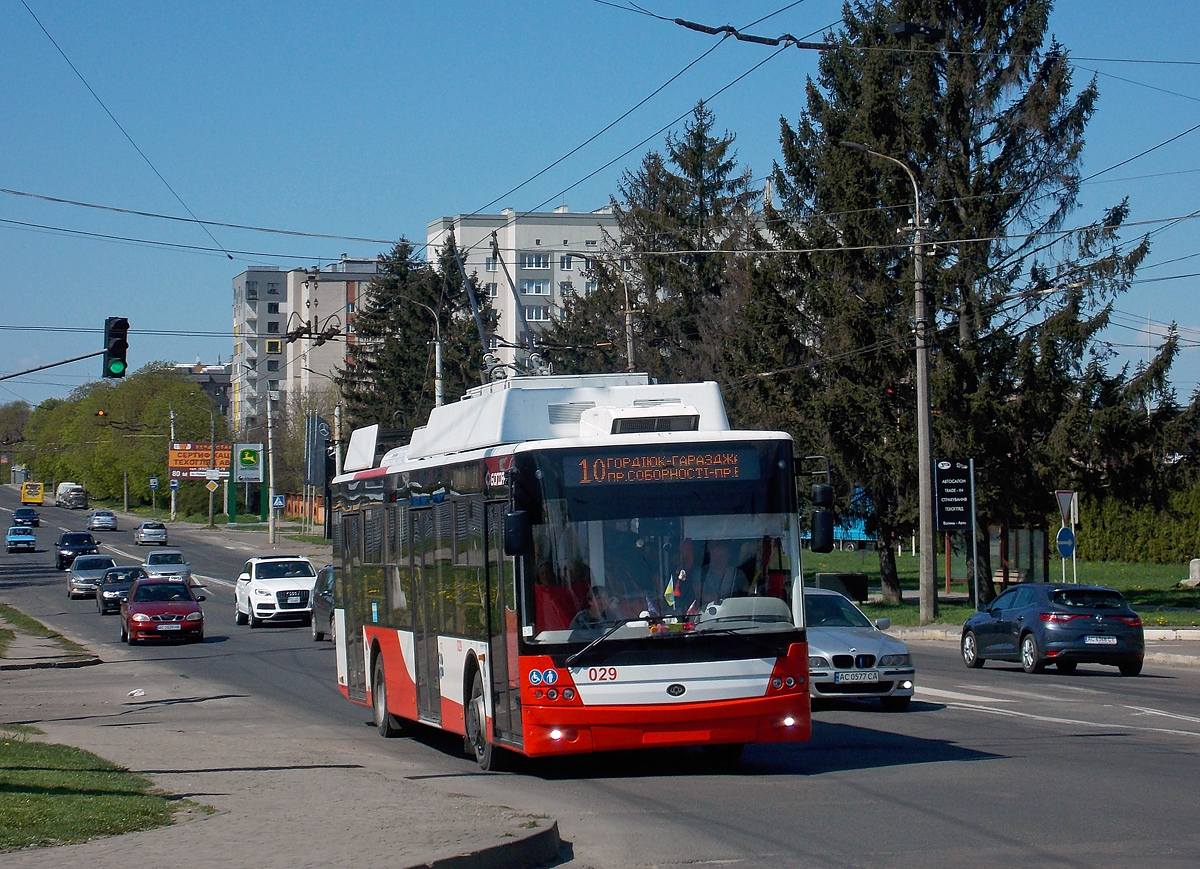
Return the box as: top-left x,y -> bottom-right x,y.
810,484 -> 834,554
504,510 -> 531,556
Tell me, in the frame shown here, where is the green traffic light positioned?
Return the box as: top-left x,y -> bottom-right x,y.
106,359 -> 127,376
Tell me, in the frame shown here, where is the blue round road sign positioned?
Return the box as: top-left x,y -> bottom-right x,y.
1056,526 -> 1076,559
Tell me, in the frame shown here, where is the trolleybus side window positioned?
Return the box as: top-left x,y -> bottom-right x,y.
361,507 -> 386,625
451,499 -> 487,640
386,505 -> 411,627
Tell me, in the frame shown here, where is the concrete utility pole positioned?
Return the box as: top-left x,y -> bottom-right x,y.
169,408 -> 177,522
842,141 -> 937,622
267,395 -> 277,546
207,412 -> 216,528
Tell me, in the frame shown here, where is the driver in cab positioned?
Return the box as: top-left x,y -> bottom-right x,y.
570,585 -> 622,630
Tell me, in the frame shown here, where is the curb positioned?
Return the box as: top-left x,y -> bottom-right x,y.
0,655 -> 102,671
406,821 -> 561,869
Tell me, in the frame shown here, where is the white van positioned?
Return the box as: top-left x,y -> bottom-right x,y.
55,482 -> 88,509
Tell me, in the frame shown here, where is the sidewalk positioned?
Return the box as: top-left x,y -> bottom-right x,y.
0,616 -> 561,869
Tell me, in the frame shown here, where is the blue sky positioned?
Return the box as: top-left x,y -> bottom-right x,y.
3,0 -> 1199,408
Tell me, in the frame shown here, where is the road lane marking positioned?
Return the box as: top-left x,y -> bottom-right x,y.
1126,705 -> 1200,725
916,686 -> 1015,704
956,684 -> 1084,703
195,573 -> 234,588
944,700 -> 1200,739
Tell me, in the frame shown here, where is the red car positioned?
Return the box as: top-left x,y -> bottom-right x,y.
119,579 -> 206,645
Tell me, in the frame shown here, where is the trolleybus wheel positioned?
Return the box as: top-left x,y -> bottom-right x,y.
372,655 -> 403,738
466,670 -> 504,770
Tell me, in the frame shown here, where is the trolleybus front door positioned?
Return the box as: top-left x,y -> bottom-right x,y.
412,508 -> 442,725
340,513 -> 368,702
486,502 -> 522,747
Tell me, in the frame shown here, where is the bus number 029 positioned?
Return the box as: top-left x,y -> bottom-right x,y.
588,667 -> 618,682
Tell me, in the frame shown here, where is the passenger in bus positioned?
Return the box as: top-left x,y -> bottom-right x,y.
569,585 -> 622,630
533,561 -> 575,631
695,540 -> 751,605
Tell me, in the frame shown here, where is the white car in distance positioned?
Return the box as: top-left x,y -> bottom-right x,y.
234,555 -> 318,628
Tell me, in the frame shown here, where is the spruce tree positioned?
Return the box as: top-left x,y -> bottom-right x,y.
768,0 -> 1172,605
337,236 -> 489,432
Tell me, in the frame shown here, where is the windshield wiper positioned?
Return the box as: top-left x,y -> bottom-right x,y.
565,616 -> 661,667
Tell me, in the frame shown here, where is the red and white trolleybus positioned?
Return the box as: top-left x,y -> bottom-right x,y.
328,373 -> 832,768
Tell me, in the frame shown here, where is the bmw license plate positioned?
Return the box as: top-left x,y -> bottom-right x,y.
834,671 -> 880,683
1084,635 -> 1117,645
156,624 -> 182,631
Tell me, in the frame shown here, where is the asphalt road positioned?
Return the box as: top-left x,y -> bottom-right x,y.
4,488 -> 1200,869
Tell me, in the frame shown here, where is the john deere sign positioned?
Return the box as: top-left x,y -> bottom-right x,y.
234,443 -> 264,483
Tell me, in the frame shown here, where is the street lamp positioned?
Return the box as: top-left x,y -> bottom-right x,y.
399,298 -> 443,407
842,140 -> 936,623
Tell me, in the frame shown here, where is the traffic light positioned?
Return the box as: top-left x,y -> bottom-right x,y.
102,317 -> 129,378
95,409 -> 107,417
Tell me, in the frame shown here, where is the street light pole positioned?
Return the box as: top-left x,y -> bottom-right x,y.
400,298 -> 443,407
842,141 -> 936,622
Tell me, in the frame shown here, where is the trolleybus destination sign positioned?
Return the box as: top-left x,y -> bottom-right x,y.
565,448 -> 760,486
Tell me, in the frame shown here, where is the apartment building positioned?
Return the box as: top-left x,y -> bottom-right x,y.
426,206 -> 619,370
231,267 -> 287,431
284,257 -> 377,400
231,257 -> 378,432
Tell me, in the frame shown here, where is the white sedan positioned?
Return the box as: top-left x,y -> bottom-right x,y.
804,587 -> 916,711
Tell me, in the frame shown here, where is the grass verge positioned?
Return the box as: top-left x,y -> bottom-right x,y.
0,726 -> 178,852
0,605 -> 91,658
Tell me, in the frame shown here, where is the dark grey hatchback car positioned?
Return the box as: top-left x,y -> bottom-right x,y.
961,584 -> 1144,676
311,564 -> 336,642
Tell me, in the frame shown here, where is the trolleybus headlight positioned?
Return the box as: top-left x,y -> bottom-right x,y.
771,677 -> 783,690
785,676 -> 796,688
563,688 -> 575,701
550,729 -> 563,741
547,688 -> 558,700
782,716 -> 796,727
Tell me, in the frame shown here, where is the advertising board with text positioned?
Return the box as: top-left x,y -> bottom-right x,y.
169,442 -> 231,480
935,458 -> 971,530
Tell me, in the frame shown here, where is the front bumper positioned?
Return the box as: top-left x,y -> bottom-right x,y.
252,601 -> 312,621
68,578 -> 100,596
99,592 -> 128,611
809,668 -> 916,699
128,619 -> 203,641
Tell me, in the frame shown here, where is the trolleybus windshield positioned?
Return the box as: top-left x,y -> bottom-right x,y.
518,439 -> 802,644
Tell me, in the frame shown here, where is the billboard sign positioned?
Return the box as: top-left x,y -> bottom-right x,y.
235,443 -> 264,483
935,458 -> 972,530
169,442 -> 231,479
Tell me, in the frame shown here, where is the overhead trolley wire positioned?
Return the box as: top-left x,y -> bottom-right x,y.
18,0 -> 234,261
